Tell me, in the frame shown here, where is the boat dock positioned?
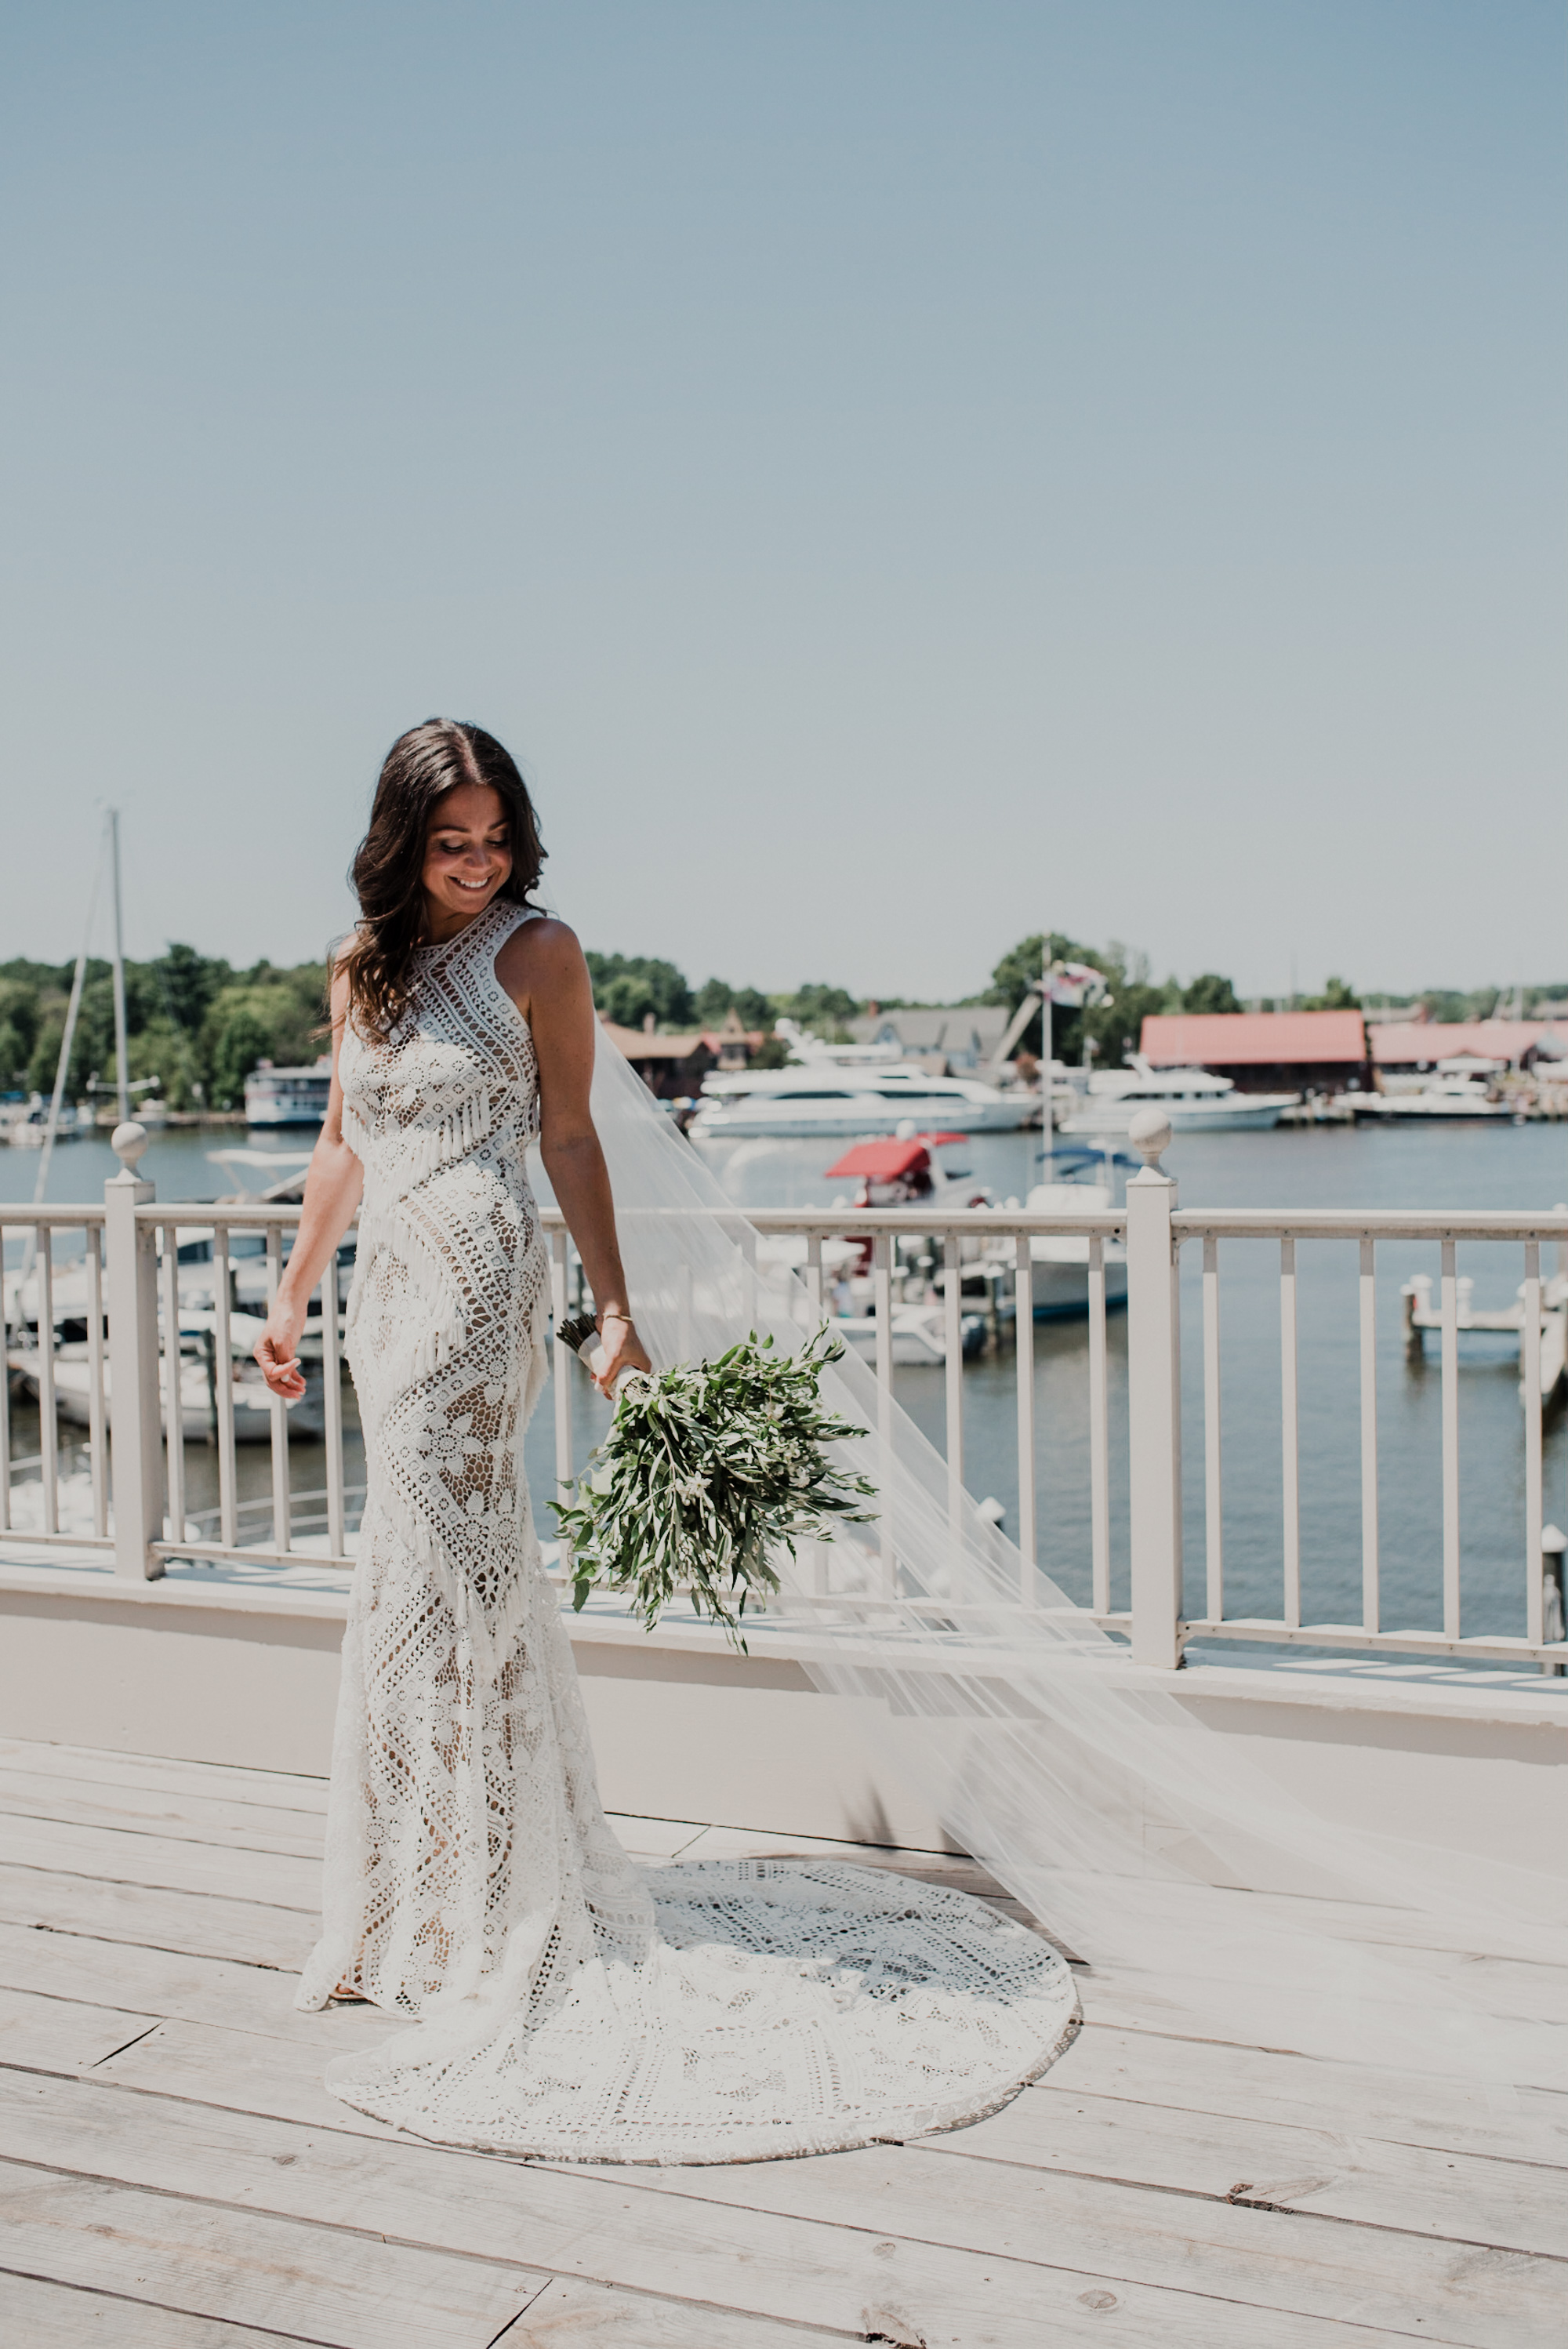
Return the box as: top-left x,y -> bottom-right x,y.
1403,1266 -> 1568,1410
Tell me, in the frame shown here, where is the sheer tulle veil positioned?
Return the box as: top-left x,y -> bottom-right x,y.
586,1031 -> 1564,2094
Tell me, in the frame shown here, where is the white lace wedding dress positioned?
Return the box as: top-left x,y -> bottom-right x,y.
296,898 -> 1076,2162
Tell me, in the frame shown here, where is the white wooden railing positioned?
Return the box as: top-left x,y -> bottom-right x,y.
3,1119 -> 1566,1672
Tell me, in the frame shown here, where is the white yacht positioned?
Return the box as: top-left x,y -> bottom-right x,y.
1056,1057 -> 1298,1136
1352,1071 -> 1511,1121
688,1062 -> 1034,1138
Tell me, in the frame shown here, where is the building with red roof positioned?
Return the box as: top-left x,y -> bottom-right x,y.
1368,1020 -> 1559,1072
1138,1010 -> 1368,1095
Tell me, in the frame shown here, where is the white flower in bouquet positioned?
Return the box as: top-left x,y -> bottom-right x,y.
551,1321 -> 877,1648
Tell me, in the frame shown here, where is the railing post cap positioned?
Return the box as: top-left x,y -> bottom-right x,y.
111,1120 -> 150,1176
1127,1107 -> 1172,1171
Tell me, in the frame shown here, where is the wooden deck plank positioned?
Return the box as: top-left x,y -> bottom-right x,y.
910,2086 -> 1568,2255
1,2162 -> 546,2349
0,1773 -> 330,1859
0,2073 -> 1439,2348
0,1860 -> 315,1969
485,2275 -> 853,2344
85,2011 -> 1568,2263
559,2144 -> 1566,2349
0,1987 -> 162,2073
0,1922 -> 386,2050
1054,2023 -> 1568,2167
0,2271 -> 327,2345
0,1739 -> 331,1813
53,2024 -> 1568,2349
0,1813 -> 321,1909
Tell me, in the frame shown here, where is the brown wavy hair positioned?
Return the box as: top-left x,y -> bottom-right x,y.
337,720 -> 546,1038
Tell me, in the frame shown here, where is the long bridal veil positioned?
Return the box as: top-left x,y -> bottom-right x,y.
586,1033 -> 1564,2094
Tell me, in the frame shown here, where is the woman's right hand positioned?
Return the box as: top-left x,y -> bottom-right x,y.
255,1299 -> 308,1400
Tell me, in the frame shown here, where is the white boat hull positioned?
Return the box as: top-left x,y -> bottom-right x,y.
1352,1098 -> 1512,1121
691,1097 -> 1033,1139
245,1103 -> 325,1127
7,1352 -> 326,1443
1058,1098 -> 1293,1135
1025,1254 -> 1129,1318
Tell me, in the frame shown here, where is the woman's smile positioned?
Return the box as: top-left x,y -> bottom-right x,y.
420,779 -> 514,938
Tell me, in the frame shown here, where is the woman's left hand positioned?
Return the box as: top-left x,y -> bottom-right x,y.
594,1312 -> 652,1392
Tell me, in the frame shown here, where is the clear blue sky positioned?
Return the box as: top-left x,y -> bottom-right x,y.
2,2 -> 1562,1003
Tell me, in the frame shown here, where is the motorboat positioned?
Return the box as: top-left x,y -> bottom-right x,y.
1019,1182 -> 1128,1319
1352,1070 -> 1512,1121
1056,1057 -> 1298,1136
820,1135 -> 993,1361
6,1309 -> 326,1443
2,1096 -> 89,1147
5,1160 -> 349,1363
746,1137 -> 993,1366
822,1134 -> 996,1211
689,1062 -> 1035,1138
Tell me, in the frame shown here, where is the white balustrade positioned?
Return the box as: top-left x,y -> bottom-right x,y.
3,1121 -> 1567,1671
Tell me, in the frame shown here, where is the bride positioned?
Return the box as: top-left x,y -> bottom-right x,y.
255,717 -> 1076,2164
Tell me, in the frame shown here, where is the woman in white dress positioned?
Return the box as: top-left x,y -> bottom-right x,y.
256,718 -> 1074,2163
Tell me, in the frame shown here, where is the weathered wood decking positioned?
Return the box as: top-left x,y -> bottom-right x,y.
0,1735 -> 1563,2347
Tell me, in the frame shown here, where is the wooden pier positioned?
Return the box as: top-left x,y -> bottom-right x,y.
0,1733 -> 1563,2347
1403,1270 -> 1568,1408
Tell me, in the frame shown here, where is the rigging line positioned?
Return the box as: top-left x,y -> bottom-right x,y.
18,820 -> 111,1283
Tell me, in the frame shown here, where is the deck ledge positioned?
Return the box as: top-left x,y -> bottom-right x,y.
1,1545 -> 1563,1728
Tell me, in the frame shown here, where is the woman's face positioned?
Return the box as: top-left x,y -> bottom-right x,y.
421,782 -> 513,933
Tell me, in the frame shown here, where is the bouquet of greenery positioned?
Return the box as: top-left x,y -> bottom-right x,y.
550,1320 -> 877,1648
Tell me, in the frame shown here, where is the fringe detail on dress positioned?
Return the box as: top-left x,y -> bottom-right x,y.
376,1090 -> 536,1202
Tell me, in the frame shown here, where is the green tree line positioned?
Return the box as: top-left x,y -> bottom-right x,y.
0,946 -> 327,1110
7,927 -> 1542,1113
583,954 -> 861,1043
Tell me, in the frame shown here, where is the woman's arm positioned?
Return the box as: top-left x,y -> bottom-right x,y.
253,963 -> 364,1400
499,917 -> 652,1392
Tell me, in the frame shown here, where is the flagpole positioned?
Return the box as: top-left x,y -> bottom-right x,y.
110,808 -> 129,1127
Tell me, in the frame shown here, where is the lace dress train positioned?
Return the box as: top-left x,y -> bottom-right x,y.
296,899 -> 1076,2163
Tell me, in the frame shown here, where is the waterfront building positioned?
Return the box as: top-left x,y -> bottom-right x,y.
243,1057 -> 333,1125
1370,1017 -> 1566,1074
1139,1007 -> 1370,1095
597,1009 -> 766,1099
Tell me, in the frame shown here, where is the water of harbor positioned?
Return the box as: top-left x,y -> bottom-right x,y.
7,1116 -> 1567,1650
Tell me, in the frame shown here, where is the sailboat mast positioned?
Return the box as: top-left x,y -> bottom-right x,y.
20,833 -> 107,1273
1040,936 -> 1054,1148
110,807 -> 129,1127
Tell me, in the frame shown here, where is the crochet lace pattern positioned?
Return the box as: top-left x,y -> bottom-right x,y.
296,896 -> 1077,2162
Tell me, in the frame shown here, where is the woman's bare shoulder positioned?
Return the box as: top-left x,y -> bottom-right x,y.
495,913 -> 588,994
